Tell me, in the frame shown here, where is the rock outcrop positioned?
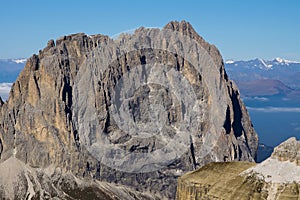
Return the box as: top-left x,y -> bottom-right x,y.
176,137 -> 300,200
0,20 -> 257,199
271,137 -> 300,165
0,157 -> 155,199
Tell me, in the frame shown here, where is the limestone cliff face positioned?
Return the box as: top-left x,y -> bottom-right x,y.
0,21 -> 257,198
271,137 -> 300,165
176,138 -> 300,200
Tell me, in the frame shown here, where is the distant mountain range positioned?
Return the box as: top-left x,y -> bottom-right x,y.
0,59 -> 26,100
0,58 -> 26,82
225,58 -> 300,148
225,58 -> 300,105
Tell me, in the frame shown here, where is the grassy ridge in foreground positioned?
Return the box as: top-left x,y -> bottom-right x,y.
176,162 -> 300,200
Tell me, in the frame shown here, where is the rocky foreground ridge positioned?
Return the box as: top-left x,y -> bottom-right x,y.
0,156 -> 155,200
176,137 -> 300,200
0,21 -> 257,199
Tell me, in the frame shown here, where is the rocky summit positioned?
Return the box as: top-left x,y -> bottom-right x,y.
0,20 -> 257,199
176,137 -> 300,200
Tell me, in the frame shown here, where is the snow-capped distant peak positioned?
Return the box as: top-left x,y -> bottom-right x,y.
274,57 -> 285,63
259,58 -> 272,69
225,59 -> 235,64
272,57 -> 300,64
13,58 -> 27,64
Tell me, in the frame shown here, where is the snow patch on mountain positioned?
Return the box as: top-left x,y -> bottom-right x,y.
259,59 -> 272,69
12,58 -> 27,64
225,57 -> 300,67
273,57 -> 300,64
225,59 -> 235,64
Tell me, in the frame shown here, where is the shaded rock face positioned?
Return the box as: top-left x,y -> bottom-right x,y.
0,21 -> 257,198
176,138 -> 300,200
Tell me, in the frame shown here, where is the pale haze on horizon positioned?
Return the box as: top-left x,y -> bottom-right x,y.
0,0 -> 299,61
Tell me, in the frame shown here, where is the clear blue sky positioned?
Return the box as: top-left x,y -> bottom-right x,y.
1,0 -> 300,61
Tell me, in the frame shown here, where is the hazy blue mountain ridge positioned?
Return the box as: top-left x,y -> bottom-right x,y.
225,58 -> 300,90
0,59 -> 26,82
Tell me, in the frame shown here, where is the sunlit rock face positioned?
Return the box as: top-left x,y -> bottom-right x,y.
176,138 -> 300,200
0,20 -> 257,199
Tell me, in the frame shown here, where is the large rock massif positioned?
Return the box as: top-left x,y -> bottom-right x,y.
0,21 -> 258,199
176,137 -> 300,200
